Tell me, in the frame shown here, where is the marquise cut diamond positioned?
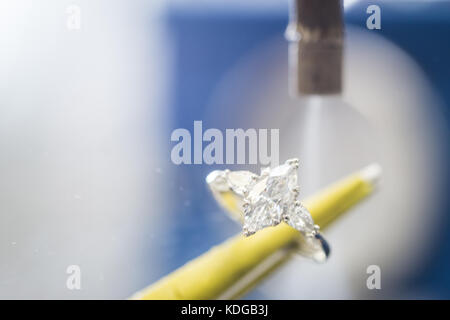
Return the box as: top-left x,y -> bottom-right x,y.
227,171 -> 257,196
242,160 -> 313,236
285,203 -> 315,234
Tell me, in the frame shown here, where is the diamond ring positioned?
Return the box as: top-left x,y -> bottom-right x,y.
206,159 -> 330,262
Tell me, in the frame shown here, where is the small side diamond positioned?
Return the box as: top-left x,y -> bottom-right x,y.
285,203 -> 315,234
242,159 -> 302,236
206,158 -> 329,262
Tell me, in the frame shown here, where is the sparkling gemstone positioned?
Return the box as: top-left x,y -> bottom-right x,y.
205,170 -> 228,192
244,196 -> 277,234
227,171 -> 257,196
207,159 -> 328,262
243,162 -> 300,234
285,204 -> 315,234
265,163 -> 297,203
207,159 -> 316,238
247,176 -> 267,202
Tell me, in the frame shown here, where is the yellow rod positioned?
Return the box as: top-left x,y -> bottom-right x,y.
131,164 -> 380,300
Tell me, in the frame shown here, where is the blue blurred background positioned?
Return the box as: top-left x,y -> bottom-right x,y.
164,0 -> 450,299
